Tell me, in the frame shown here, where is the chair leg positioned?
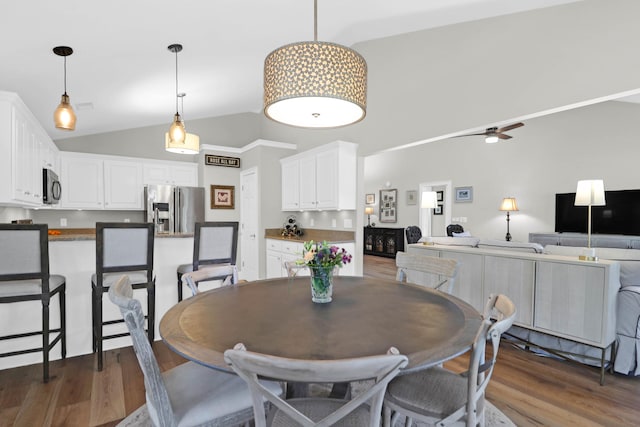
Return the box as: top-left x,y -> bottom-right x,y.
42,295 -> 50,383
177,272 -> 183,302
91,285 -> 97,353
60,286 -> 67,359
147,281 -> 155,343
96,290 -> 104,371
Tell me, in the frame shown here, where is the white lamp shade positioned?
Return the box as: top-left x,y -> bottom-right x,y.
575,180 -> 606,206
499,197 -> 519,212
421,191 -> 438,209
365,207 -> 374,215
165,132 -> 200,155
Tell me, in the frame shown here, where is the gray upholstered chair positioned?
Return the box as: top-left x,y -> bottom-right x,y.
383,294 -> 516,427
109,275 -> 283,427
405,226 -> 422,244
224,344 -> 408,427
177,222 -> 239,301
395,251 -> 458,294
92,222 -> 155,371
0,223 -> 66,382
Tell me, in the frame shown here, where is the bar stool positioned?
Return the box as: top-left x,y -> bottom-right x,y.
92,222 -> 154,371
176,222 -> 239,301
0,224 -> 66,382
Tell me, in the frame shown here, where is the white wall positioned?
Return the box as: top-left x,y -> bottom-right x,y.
364,100 -> 640,242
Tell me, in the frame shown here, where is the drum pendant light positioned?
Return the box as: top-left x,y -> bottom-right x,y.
165,43 -> 199,154
53,46 -> 77,131
263,0 -> 367,128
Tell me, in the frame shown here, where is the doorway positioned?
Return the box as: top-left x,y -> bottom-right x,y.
240,167 -> 260,281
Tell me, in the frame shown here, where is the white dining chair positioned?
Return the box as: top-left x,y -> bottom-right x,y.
181,264 -> 238,297
225,344 -> 408,427
395,251 -> 458,293
109,275 -> 283,427
383,294 -> 516,427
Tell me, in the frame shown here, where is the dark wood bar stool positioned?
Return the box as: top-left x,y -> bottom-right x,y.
0,223 -> 66,382
176,222 -> 238,301
91,222 -> 154,371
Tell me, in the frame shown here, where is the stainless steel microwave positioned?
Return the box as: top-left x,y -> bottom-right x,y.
43,168 -> 61,204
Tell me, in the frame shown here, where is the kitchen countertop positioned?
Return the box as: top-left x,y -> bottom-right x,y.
264,228 -> 355,243
47,228 -> 194,241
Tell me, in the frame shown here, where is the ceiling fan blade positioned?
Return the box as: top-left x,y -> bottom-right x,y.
453,132 -> 487,138
498,133 -> 512,140
497,122 -> 523,133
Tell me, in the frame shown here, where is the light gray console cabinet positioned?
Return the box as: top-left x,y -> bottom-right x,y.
529,232 -> 640,249
407,244 -> 619,349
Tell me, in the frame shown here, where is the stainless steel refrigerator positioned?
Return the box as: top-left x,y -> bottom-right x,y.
144,185 -> 204,234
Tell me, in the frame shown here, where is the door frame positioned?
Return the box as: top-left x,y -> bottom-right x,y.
419,180 -> 452,237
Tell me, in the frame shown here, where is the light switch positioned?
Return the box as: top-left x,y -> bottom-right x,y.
60,218 -> 67,227
331,219 -> 337,228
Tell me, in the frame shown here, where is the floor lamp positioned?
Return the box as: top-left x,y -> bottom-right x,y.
421,191 -> 438,236
499,197 -> 518,242
574,179 -> 606,250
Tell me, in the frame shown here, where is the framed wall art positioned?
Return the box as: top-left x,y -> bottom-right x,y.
406,190 -> 417,205
379,189 -> 397,223
455,186 -> 473,203
436,190 -> 444,202
434,204 -> 443,215
210,185 -> 235,209
365,193 -> 375,205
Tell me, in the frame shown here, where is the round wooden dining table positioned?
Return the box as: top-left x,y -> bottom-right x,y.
160,276 -> 482,374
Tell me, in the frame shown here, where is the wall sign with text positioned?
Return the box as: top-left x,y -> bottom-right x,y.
205,155 -> 241,168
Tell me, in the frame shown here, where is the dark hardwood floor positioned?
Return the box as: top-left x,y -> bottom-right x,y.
1,255 -> 639,426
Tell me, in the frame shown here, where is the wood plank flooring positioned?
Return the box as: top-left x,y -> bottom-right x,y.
0,254 -> 639,426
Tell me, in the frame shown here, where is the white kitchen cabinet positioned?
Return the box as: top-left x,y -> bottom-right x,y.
281,159 -> 300,210
0,91 -> 60,207
281,141 -> 357,211
143,161 -> 198,186
103,159 -> 143,210
60,154 -> 105,209
266,238 -> 355,278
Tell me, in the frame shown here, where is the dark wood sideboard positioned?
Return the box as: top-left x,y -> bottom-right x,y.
364,227 -> 404,258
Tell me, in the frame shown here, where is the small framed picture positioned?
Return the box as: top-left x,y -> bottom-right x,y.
406,190 -> 417,205
365,193 -> 375,205
434,204 -> 443,215
455,186 -> 473,203
210,185 -> 235,209
436,191 -> 444,202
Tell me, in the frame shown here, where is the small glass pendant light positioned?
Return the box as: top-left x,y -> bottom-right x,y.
53,46 -> 77,131
167,44 -> 187,146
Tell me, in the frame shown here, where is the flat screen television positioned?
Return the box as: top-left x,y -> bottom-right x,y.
555,189 -> 640,236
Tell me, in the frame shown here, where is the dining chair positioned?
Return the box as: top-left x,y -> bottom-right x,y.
405,226 -> 422,244
176,221 -> 239,301
0,223 -> 66,383
395,251 -> 458,293
108,275 -> 283,427
181,265 -> 237,297
284,260 -> 307,278
383,294 -> 516,427
224,344 -> 408,427
92,222 -> 155,371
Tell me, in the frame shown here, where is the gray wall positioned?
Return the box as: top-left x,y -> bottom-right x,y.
364,100 -> 640,242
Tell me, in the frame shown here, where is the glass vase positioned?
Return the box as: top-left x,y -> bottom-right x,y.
309,266 -> 334,303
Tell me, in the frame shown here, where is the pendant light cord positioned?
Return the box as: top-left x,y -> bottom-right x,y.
63,56 -> 68,95
174,49 -> 179,115
314,0 -> 318,42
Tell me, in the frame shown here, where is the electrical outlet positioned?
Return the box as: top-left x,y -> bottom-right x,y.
124,218 -> 130,223
60,218 -> 67,227
310,218 -> 315,227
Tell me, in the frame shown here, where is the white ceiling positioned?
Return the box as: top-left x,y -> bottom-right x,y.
2,0 -> 583,141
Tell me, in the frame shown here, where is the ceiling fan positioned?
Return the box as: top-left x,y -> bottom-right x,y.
458,122 -> 524,143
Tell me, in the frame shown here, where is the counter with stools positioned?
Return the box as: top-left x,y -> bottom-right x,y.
0,224 -> 66,382
91,222 -> 155,371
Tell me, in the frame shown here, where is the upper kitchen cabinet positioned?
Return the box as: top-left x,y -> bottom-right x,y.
281,141 -> 357,211
60,152 -> 144,210
143,161 -> 198,187
0,91 -> 60,207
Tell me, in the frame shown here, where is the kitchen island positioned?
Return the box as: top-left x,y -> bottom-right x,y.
0,230 -> 194,371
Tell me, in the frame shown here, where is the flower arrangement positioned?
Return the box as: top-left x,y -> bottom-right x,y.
300,240 -> 352,269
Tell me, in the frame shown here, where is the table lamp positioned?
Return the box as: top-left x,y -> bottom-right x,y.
499,197 -> 519,242
365,206 -> 374,227
574,179 -> 605,250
